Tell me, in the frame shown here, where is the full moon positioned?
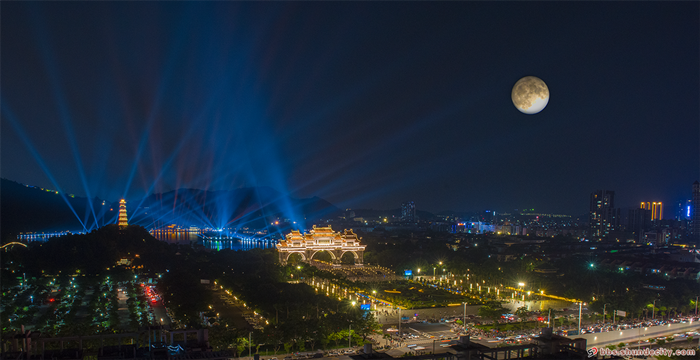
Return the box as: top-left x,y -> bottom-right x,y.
511,76 -> 549,114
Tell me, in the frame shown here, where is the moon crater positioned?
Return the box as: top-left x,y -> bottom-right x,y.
512,76 -> 549,114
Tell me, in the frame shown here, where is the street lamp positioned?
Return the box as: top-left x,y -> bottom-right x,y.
462,302 -> 467,334
398,308 -> 402,346
578,302 -> 584,335
603,303 -> 610,325
433,267 -> 436,280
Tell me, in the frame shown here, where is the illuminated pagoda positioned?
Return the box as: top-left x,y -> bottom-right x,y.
118,199 -> 128,228
277,225 -> 365,266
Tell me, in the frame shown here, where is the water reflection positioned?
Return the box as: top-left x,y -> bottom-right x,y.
201,238 -> 277,251
149,229 -> 278,251
150,230 -> 200,244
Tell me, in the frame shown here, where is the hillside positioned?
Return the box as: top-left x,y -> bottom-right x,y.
0,178 -> 340,240
0,179 -> 110,240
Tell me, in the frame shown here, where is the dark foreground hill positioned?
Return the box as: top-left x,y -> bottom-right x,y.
17,225 -> 172,276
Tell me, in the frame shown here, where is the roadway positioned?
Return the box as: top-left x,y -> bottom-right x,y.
211,288 -> 250,330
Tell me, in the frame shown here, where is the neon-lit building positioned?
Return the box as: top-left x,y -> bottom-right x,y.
118,199 -> 128,228
692,181 -> 700,242
676,199 -> 692,221
640,201 -> 663,221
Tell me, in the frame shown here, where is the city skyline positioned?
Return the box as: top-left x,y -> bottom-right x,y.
2,2 -> 699,216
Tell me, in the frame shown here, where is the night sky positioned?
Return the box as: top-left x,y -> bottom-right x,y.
2,2 -> 698,216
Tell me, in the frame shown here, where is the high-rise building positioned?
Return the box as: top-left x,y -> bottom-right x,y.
692,181 -> 700,242
589,190 -> 619,239
628,208 -> 652,241
401,201 -> 416,223
118,199 -> 128,228
676,199 -> 692,221
640,202 -> 663,221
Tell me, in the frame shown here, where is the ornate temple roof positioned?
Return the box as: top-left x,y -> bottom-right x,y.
277,225 -> 365,250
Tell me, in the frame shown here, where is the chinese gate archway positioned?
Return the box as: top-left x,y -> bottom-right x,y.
277,225 -> 366,266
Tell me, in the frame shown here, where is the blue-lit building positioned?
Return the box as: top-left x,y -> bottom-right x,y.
676,199 -> 692,221
692,181 -> 700,243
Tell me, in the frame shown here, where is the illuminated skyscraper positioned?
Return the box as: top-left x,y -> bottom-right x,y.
118,199 -> 128,228
401,201 -> 416,223
589,190 -> 619,239
692,181 -> 700,242
628,207 -> 652,241
676,199 -> 691,221
640,201 -> 663,221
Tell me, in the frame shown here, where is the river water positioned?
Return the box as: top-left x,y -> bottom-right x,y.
150,230 -> 277,251
200,238 -> 277,251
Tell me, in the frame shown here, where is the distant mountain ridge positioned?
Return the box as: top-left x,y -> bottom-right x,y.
130,186 -> 339,230
0,178 -> 339,240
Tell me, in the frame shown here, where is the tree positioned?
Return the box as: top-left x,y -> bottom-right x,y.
515,306 -> 529,331
209,324 -> 238,351
319,332 -> 330,350
350,311 -> 381,343
283,342 -> 293,355
328,331 -> 344,349
478,301 -> 508,323
265,327 -> 284,354
236,337 -> 249,358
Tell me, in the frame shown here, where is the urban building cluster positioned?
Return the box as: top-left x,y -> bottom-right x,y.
587,181 -> 700,245
324,181 -> 700,248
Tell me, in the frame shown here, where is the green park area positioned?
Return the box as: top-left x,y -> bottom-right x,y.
356,280 -> 480,309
